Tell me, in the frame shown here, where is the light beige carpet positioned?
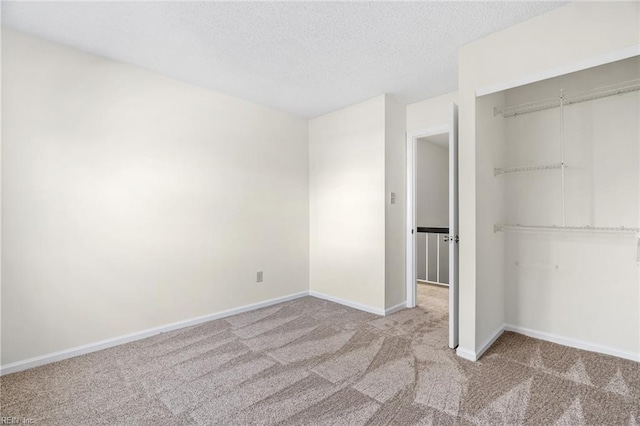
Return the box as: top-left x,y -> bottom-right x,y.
1,283 -> 638,425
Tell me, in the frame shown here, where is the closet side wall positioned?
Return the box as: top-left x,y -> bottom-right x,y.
475,92 -> 506,348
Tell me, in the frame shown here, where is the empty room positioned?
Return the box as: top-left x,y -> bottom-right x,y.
1,1 -> 639,425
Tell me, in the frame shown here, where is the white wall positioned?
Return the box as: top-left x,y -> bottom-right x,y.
1,29 -> 310,365
309,96 -> 387,311
384,96 -> 407,309
416,141 -> 449,228
459,1 -> 640,356
407,92 -> 457,134
309,94 -> 406,312
499,57 -> 639,356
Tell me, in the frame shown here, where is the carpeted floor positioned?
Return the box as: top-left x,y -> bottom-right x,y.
1,283 -> 638,425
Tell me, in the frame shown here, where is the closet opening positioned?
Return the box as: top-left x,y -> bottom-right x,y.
475,54 -> 639,360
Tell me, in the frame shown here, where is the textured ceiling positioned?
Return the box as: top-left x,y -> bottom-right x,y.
2,1 -> 566,118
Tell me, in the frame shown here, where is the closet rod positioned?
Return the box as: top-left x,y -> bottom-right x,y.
495,78 -> 640,118
493,163 -> 563,176
494,224 -> 640,234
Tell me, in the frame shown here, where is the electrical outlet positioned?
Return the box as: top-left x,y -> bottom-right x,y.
257,271 -> 263,283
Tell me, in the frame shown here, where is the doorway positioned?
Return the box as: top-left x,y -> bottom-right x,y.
416,133 -> 450,330
406,103 -> 459,349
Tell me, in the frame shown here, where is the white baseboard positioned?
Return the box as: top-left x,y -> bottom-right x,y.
477,325 -> 505,360
504,324 -> 640,363
455,324 -> 505,362
456,323 -> 640,363
308,291 -> 385,316
384,302 -> 407,315
455,347 -> 477,362
0,291 -> 309,376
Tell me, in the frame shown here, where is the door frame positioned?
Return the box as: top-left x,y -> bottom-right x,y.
405,124 -> 450,309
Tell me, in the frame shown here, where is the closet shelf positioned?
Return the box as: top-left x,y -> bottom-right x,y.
495,78 -> 640,118
494,163 -> 563,176
494,224 -> 640,235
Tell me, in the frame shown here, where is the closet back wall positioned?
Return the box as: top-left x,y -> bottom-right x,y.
501,57 -> 640,357
1,29 -> 310,365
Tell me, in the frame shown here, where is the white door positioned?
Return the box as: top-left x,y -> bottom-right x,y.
448,103 -> 459,349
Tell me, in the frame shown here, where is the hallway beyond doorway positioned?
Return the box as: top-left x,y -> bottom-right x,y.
416,282 -> 448,342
